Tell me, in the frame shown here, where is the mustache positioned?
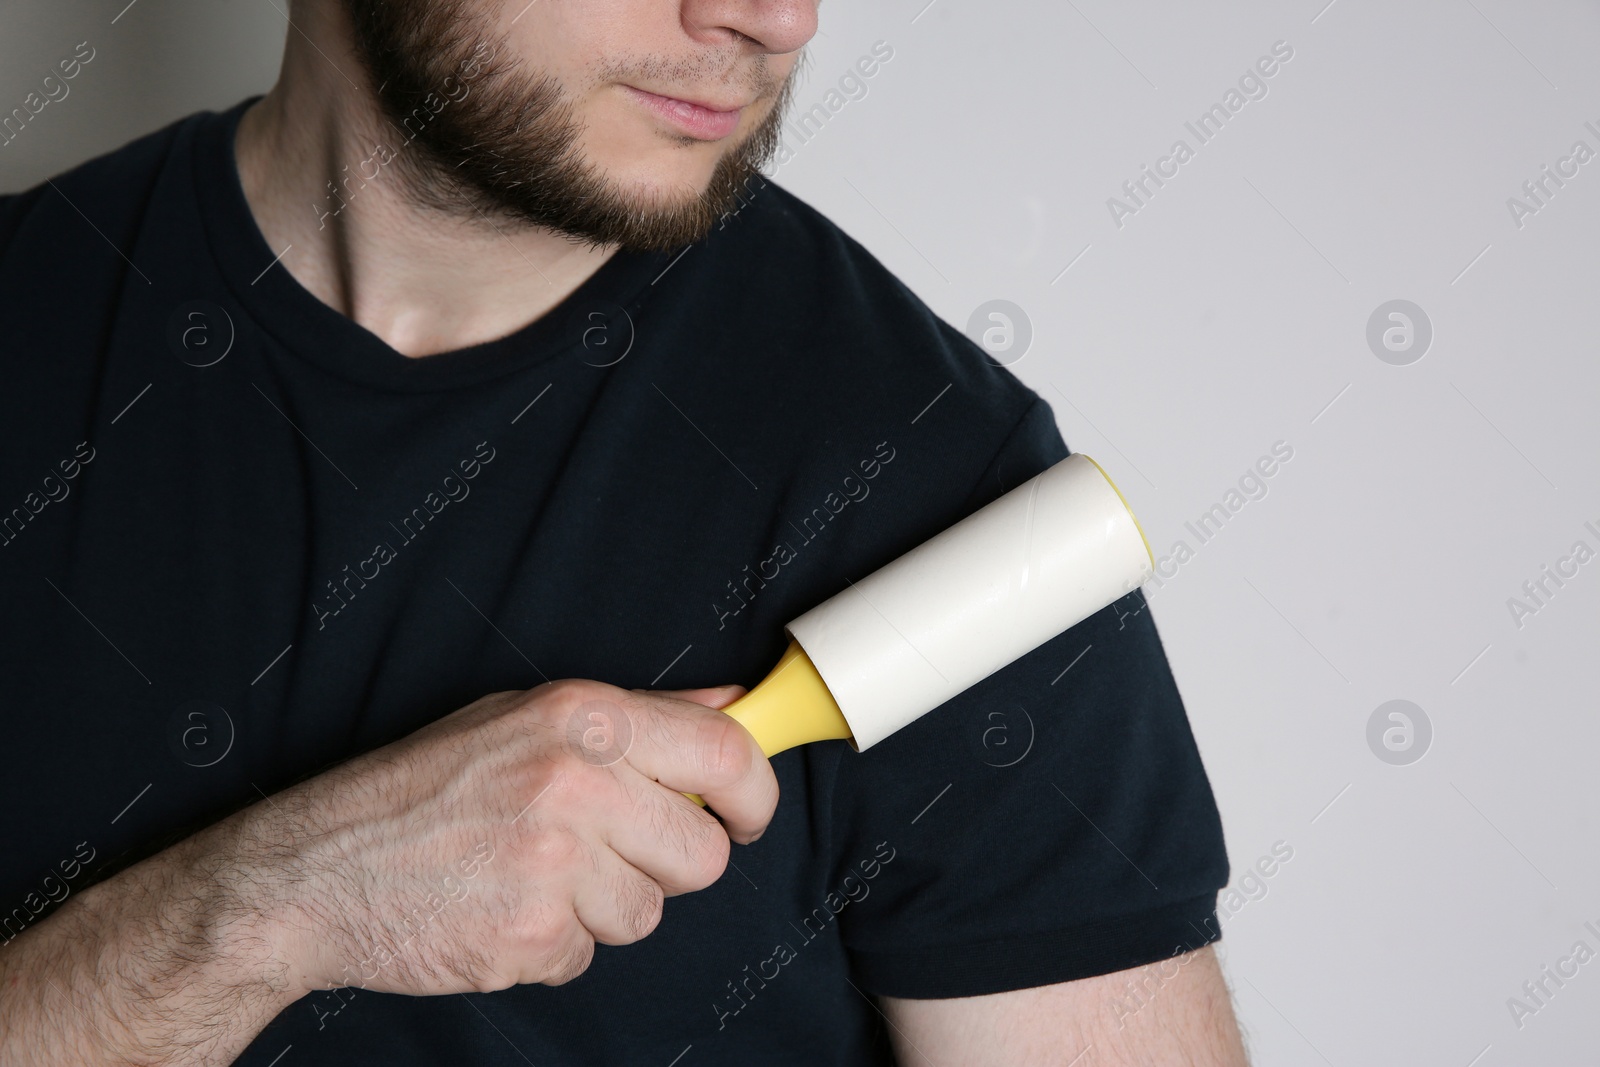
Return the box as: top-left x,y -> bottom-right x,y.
594,50 -> 790,102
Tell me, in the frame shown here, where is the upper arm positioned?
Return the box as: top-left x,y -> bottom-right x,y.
878,945 -> 1249,1067
825,390 -> 1236,1051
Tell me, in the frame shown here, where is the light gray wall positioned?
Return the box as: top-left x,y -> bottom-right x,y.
0,0 -> 284,193
5,2 -> 1598,1064
787,5 -> 1600,1063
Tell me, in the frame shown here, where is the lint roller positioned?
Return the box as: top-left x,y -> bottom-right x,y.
684,453 -> 1154,806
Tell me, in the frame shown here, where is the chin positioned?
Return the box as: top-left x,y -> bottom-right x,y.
590,151 -> 723,206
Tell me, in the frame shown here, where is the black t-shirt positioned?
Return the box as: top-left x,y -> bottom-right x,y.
0,99 -> 1229,1065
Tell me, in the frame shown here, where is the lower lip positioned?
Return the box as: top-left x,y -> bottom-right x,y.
625,87 -> 743,140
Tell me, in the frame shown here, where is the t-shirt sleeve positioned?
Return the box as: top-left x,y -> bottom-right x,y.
826,394 -> 1231,999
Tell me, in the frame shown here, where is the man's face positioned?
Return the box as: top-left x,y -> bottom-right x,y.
340,0 -> 818,251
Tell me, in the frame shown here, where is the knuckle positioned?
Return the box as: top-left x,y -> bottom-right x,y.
535,749 -> 614,811
565,701 -> 635,769
545,677 -> 591,701
465,961 -> 515,995
646,798 -> 728,892
541,931 -> 595,986
671,813 -> 729,892
513,908 -> 570,962
694,826 -> 731,886
524,678 -> 591,721
526,681 -> 636,771
694,713 -> 754,788
523,826 -> 582,873
617,877 -> 664,943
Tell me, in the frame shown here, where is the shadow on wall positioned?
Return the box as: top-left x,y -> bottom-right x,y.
0,0 -> 284,194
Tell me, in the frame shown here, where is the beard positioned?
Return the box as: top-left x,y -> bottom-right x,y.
338,1 -> 795,252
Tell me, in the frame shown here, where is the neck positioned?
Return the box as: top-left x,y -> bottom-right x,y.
234,2 -> 616,358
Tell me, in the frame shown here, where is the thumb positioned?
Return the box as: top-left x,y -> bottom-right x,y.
634,683 -> 747,710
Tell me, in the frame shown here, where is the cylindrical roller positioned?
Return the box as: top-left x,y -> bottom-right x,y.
783,453 -> 1153,751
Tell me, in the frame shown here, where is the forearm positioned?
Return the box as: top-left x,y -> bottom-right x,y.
0,679 -> 777,1062
0,811 -> 303,1066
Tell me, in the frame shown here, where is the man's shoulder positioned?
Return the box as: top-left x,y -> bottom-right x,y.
716,178 -> 952,342
658,178 -> 1063,566
683,177 -> 1043,447
0,106 -> 206,259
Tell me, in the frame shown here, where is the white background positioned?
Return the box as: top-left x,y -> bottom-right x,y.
4,2 -> 1598,1064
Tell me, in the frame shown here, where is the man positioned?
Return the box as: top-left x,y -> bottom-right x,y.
0,1 -> 1247,1063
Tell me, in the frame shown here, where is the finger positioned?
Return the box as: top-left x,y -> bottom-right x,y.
614,689 -> 779,844
571,849 -> 666,946
636,686 -> 748,806
498,905 -> 595,988
596,762 -> 732,894
536,923 -> 597,987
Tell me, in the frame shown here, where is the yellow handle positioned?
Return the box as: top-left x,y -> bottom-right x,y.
684,638 -> 853,807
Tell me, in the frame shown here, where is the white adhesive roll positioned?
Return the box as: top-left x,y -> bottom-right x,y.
783,453 -> 1154,751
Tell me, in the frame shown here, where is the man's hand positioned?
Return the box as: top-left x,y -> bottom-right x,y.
269,678 -> 777,994
0,678 -> 777,1065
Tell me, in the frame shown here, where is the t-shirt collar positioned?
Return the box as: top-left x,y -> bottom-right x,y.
190,96 -> 676,392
